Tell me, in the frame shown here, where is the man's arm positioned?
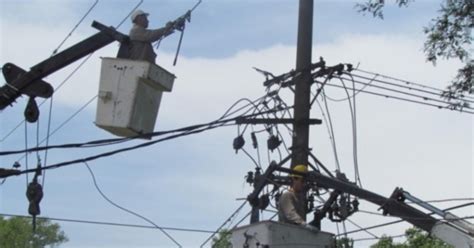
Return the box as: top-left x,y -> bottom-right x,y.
129,23 -> 174,42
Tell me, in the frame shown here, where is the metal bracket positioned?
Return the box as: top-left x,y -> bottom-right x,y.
236,117 -> 322,125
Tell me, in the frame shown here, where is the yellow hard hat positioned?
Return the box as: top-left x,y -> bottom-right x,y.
291,164 -> 308,178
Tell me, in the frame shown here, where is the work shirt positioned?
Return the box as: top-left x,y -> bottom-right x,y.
278,189 -> 306,225
128,24 -> 171,64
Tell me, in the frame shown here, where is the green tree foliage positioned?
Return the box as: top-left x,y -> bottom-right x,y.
370,227 -> 453,248
356,0 -> 473,108
211,229 -> 232,248
336,237 -> 355,248
0,216 -> 68,248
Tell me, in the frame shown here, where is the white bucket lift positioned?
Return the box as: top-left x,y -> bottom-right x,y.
95,58 -> 175,138
231,221 -> 335,248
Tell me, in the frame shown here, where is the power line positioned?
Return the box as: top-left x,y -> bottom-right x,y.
0,213 -> 215,234
324,73 -> 378,102
319,80 -> 474,114
349,72 -> 474,105
116,0 -> 143,29
336,75 -> 474,111
338,202 -> 474,237
51,0 -> 100,56
354,68 -> 474,102
242,148 -> 261,169
0,96 -> 284,157
2,109 -> 289,179
24,121 -> 29,185
42,95 -> 54,187
320,90 -> 341,171
231,211 -> 251,230
200,201 -> 247,247
84,162 -> 182,247
11,95 -> 98,163
313,98 -> 340,172
345,218 -> 378,239
337,77 -> 362,187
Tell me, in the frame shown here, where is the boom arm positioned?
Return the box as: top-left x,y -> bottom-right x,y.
0,21 -> 128,118
247,165 -> 474,247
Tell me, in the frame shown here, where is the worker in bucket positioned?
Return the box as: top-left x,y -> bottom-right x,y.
278,164 -> 318,230
128,10 -> 182,63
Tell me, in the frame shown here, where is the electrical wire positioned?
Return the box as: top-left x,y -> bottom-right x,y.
318,81 -> 474,114
0,213 -> 215,234
200,201 -> 247,247
8,0 -> 100,176
238,97 -> 268,135
313,98 -> 337,167
35,119 -> 40,162
3,109 -> 288,179
342,220 -> 349,244
345,218 -> 378,239
0,99 -> 287,157
338,78 -> 362,187
35,109 -> 44,188
324,73 -> 378,102
84,162 -> 182,247
1,118 -> 24,143
321,89 -> 341,171
116,0 -> 143,28
251,127 -> 263,168
9,95 -> 98,162
308,152 -> 335,178
354,68 -> 474,102
219,96 -> 266,121
338,202 -> 474,237
336,75 -> 474,111
42,95 -> 54,187
349,72 -> 472,103
24,121 -> 29,185
242,148 -> 261,169
51,0 -> 100,56
231,210 -> 251,230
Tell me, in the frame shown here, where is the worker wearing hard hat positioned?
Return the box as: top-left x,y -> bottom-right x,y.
278,165 -> 317,230
128,10 -> 178,63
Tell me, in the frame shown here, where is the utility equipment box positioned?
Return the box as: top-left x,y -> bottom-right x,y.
231,221 -> 335,248
95,58 -> 175,138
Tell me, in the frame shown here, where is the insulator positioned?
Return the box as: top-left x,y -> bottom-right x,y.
251,132 -> 258,149
233,135 -> 245,153
24,97 -> 39,123
259,194 -> 270,210
13,161 -> 21,168
246,171 -> 254,184
267,135 -> 281,151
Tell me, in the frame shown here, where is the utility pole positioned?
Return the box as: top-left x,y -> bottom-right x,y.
249,0 -> 314,225
291,0 -> 313,169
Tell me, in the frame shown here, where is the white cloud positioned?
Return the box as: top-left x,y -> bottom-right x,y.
1,3 -> 472,248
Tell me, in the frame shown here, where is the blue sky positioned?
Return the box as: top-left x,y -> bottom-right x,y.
0,0 -> 472,247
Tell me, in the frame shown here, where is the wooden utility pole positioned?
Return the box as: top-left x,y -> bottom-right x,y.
249,0 -> 314,225
291,0 -> 313,169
